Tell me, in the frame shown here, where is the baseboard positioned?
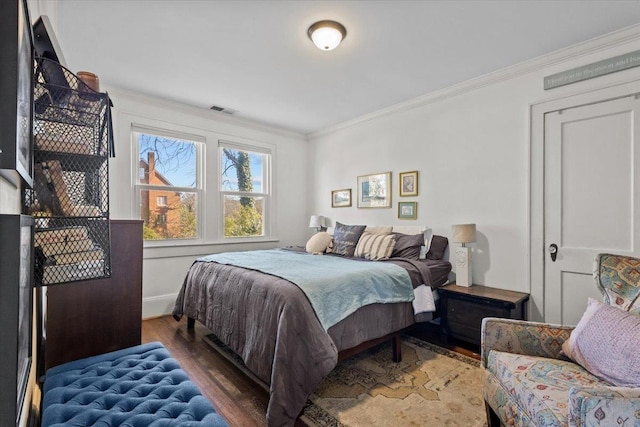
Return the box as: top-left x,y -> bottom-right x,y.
142,293 -> 178,319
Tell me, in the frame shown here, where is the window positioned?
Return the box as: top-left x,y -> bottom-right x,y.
220,141 -> 270,238
134,129 -> 202,241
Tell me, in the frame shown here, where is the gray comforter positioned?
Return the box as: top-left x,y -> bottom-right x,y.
173,255 -> 450,426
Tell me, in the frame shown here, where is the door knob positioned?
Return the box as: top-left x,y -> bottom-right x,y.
548,244 -> 558,262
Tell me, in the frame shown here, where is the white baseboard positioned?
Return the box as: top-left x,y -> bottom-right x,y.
142,293 -> 178,319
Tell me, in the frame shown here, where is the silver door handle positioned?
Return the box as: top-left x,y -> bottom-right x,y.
548,244 -> 558,262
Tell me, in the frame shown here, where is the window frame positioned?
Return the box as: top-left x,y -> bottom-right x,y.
218,140 -> 272,241
132,125 -> 204,245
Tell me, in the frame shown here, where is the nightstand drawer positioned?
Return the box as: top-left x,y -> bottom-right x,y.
446,299 -> 510,343
439,283 -> 529,347
447,298 -> 510,324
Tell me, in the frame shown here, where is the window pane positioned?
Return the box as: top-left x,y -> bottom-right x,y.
140,189 -> 197,240
220,148 -> 265,193
223,195 -> 264,237
138,133 -> 196,188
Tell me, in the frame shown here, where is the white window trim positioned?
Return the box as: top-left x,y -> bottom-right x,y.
132,124 -> 205,247
218,139 -> 273,242
123,113 -> 279,255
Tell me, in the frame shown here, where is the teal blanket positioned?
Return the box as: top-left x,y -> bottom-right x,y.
197,249 -> 414,330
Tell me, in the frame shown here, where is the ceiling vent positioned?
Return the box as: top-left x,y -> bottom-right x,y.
210,105 -> 237,115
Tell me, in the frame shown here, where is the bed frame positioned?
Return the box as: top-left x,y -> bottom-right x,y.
187,317 -> 403,362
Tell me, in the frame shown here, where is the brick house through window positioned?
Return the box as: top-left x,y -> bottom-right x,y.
139,152 -> 183,237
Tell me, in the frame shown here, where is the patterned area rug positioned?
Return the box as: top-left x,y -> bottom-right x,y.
203,334 -> 487,426
301,336 -> 487,427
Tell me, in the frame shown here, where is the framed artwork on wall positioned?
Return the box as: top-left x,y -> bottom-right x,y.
398,201 -> 417,220
0,214 -> 34,426
0,0 -> 34,188
331,188 -> 352,208
399,170 -> 418,197
357,172 -> 391,208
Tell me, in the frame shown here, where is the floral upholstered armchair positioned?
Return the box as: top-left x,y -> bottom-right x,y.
481,253 -> 640,427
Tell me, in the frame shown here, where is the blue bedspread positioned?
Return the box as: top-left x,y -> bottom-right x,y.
197,249 -> 414,330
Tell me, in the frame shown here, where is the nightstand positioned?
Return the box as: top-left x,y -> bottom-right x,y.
439,283 -> 529,347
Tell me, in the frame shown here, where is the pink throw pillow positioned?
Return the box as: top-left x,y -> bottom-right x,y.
562,298 -> 640,387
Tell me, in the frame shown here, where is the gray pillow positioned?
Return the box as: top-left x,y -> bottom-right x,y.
329,222 -> 366,257
426,235 -> 449,260
391,232 -> 424,259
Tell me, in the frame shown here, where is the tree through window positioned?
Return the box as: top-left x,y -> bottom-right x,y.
135,131 -> 201,240
220,142 -> 269,238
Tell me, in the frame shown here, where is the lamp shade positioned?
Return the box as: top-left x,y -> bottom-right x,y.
452,224 -> 476,244
309,215 -> 327,229
308,20 -> 347,51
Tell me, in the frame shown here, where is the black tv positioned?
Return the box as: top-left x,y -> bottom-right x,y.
32,15 -> 67,66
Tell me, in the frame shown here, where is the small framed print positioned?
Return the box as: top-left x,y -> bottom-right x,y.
398,201 -> 417,220
331,188 -> 352,208
399,170 -> 418,197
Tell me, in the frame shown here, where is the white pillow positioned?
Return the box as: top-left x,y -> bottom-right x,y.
305,232 -> 333,254
562,298 -> 640,387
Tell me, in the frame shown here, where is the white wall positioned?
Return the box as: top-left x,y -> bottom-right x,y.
308,27 -> 640,318
106,88 -> 309,318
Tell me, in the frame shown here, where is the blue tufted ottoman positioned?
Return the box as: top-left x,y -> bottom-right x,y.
41,342 -> 228,427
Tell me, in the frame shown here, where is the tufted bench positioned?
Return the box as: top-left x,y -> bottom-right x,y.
41,342 -> 228,427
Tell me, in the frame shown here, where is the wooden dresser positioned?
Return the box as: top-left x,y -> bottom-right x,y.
45,220 -> 143,369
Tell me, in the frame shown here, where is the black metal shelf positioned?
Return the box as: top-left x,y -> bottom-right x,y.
26,58 -> 111,286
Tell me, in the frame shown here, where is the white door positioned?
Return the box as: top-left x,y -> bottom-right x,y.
544,95 -> 640,325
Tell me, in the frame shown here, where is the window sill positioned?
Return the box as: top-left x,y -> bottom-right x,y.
143,239 -> 280,259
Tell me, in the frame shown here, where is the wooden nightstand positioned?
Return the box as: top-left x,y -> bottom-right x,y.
439,283 -> 529,347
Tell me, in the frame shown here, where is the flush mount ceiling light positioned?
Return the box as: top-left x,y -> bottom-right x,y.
307,20 -> 347,51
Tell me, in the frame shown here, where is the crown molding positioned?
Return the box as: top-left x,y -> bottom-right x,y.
105,86 -> 307,140
308,23 -> 640,140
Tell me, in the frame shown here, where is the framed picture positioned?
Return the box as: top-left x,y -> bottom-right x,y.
0,214 -> 34,426
331,188 -> 352,208
357,172 -> 391,208
398,201 -> 417,220
0,0 -> 34,188
399,170 -> 418,197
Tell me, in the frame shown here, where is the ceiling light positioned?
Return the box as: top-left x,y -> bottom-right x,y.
307,20 -> 347,51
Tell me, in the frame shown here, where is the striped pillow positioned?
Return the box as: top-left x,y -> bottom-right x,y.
354,232 -> 397,260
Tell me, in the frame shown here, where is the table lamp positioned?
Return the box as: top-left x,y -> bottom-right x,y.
452,223 -> 476,287
309,215 -> 327,232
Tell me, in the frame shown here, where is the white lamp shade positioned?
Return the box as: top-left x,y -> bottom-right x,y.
308,21 -> 347,51
311,27 -> 342,50
452,224 -> 476,244
309,215 -> 327,228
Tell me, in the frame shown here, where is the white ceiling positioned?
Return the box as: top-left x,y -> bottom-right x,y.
54,1 -> 640,135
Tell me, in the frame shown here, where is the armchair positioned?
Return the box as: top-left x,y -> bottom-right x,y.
481,253 -> 640,427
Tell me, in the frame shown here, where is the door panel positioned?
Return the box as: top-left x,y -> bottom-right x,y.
561,272 -> 602,325
544,96 -> 640,325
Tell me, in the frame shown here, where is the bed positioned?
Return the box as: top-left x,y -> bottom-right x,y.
173,224 -> 451,426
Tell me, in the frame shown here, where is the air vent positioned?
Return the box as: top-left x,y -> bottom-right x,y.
210,105 -> 237,115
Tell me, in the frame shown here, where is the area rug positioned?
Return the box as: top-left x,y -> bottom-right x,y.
204,334 -> 487,427
301,336 -> 487,427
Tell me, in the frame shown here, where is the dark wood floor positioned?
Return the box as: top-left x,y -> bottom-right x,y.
141,316 -> 480,426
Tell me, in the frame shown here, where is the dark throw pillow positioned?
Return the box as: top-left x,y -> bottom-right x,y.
391,232 -> 424,259
331,222 -> 366,257
426,235 -> 449,260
